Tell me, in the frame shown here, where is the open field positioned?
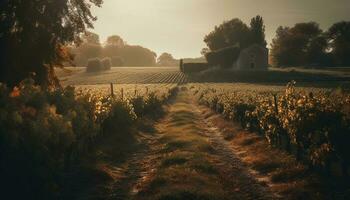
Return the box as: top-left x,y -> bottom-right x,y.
57,67 -> 188,86
57,66 -> 350,90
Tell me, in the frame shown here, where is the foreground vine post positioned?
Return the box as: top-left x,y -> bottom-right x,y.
121,88 -> 124,100
272,93 -> 281,147
273,94 -> 278,114
110,83 -> 114,97
180,58 -> 183,72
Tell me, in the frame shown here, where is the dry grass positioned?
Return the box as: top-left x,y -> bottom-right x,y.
135,94 -> 228,200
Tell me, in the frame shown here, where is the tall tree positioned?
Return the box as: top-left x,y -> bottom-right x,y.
250,15 -> 267,46
328,21 -> 350,66
0,0 -> 103,87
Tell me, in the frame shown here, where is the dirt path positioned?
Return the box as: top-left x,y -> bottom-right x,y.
82,89 -> 278,200
125,89 -> 278,200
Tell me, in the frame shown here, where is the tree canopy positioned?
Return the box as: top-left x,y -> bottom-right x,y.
106,35 -> 125,47
0,0 -> 103,87
204,15 -> 266,51
157,53 -> 178,66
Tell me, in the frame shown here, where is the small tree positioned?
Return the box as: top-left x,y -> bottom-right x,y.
157,53 -> 178,66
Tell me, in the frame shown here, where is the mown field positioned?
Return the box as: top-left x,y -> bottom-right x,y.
56,66 -> 350,90
57,67 -> 188,85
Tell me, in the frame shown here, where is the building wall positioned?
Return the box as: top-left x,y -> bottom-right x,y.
234,45 -> 268,70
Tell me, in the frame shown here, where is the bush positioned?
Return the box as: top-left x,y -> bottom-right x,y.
86,58 -> 102,72
101,100 -> 136,137
205,45 -> 241,68
101,57 -> 112,70
111,56 -> 124,67
182,63 -> 209,74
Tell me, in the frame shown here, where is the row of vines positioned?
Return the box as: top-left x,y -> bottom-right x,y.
190,82 -> 350,177
0,79 -> 178,199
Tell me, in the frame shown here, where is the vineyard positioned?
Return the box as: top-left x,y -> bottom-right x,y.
3,68 -> 350,199
189,82 -> 350,176
0,78 -> 178,199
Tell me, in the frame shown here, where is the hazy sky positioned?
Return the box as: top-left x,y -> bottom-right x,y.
91,0 -> 350,58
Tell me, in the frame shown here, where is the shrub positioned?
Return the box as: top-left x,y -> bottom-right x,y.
101,100 -> 136,138
86,58 -> 102,72
101,57 -> 112,70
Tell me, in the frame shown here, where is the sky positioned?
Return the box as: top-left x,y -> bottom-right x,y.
91,0 -> 350,59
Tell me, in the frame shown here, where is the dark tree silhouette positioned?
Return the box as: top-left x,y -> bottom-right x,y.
0,0 -> 103,87
250,15 -> 267,46
204,16 -> 267,52
328,21 -> 350,66
204,18 -> 250,51
270,22 -> 325,66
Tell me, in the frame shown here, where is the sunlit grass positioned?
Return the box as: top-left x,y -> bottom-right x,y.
136,93 -> 227,200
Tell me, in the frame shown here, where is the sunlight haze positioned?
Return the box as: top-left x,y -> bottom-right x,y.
91,0 -> 350,58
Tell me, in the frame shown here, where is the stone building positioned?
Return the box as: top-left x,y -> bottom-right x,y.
232,44 -> 269,70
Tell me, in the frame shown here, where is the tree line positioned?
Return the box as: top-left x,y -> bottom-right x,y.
271,21 -> 350,67
69,32 -> 158,67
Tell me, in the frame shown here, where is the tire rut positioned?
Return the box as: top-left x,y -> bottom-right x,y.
193,106 -> 279,200
105,134 -> 162,200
